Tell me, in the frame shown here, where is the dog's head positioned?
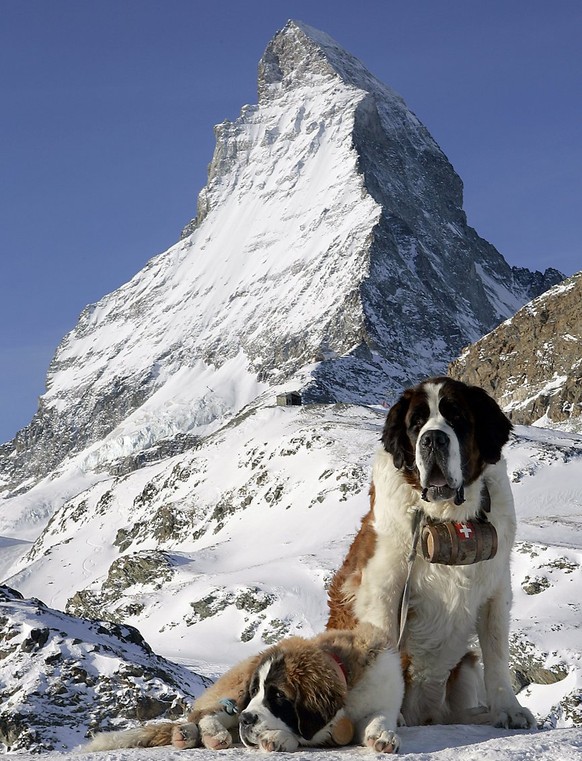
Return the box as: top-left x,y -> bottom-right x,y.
239,638 -> 347,750
381,377 -> 511,503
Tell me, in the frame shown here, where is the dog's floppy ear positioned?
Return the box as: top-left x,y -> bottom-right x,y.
295,688 -> 344,741
466,385 -> 512,463
381,391 -> 414,469
294,662 -> 345,742
295,704 -> 330,741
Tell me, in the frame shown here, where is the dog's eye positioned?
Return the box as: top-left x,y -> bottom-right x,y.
408,413 -> 426,431
249,679 -> 259,698
273,689 -> 287,705
407,403 -> 429,432
268,687 -> 291,708
441,401 -> 464,424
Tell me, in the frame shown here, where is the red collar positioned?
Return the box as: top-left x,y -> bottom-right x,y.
328,652 -> 348,686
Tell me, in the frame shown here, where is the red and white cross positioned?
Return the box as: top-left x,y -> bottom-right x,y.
454,522 -> 473,540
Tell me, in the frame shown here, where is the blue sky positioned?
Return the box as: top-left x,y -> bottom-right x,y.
1,1 -> 580,444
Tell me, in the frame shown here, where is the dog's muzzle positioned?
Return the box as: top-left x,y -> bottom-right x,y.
239,711 -> 260,748
418,429 -> 463,503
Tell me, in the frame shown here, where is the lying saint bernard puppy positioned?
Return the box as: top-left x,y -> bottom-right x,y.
85,624 -> 403,753
328,376 -> 536,730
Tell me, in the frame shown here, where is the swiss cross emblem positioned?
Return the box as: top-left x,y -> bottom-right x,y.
454,522 -> 473,540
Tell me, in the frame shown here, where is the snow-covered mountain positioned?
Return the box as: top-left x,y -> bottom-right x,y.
0,20 -> 578,756
0,20 -> 561,492
450,271 -> 581,429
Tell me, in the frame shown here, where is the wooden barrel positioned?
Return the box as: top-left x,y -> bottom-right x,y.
419,520 -> 498,565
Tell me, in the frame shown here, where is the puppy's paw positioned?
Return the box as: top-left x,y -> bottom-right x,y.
366,729 -> 400,754
258,730 -> 298,753
171,723 -> 200,749
198,715 -> 233,750
202,731 -> 233,750
361,716 -> 400,753
492,704 -> 536,730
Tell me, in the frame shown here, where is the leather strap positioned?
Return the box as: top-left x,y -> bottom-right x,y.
397,508 -> 423,649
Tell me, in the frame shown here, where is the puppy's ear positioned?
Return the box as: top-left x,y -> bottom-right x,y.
467,385 -> 512,463
295,686 -> 344,741
381,392 -> 414,469
295,704 -> 330,741
294,662 -> 346,740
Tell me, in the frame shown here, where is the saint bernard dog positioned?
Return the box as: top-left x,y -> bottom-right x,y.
327,376 -> 536,730
85,624 -> 403,753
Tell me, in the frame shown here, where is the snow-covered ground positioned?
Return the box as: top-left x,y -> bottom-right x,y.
9,725 -> 582,761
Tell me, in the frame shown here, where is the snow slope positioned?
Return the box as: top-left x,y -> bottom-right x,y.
0,587 -> 208,752
7,727 -> 582,760
2,402 -> 581,751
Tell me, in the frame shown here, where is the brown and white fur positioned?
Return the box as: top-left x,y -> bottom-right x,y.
85,624 -> 403,753
327,377 -> 535,730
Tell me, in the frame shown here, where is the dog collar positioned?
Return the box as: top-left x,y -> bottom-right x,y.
218,698 -> 238,715
328,653 -> 348,687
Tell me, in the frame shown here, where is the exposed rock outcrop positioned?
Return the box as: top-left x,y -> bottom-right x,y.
450,272 -> 581,427
0,586 -> 207,752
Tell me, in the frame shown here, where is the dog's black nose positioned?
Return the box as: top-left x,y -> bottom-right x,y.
239,711 -> 258,727
420,430 -> 449,451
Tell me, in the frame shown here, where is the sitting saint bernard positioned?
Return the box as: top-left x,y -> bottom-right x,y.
327,376 -> 536,730
85,624 -> 403,753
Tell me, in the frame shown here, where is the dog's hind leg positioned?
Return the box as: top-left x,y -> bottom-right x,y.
445,652 -> 489,724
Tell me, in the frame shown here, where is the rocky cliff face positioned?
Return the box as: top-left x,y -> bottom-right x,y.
0,20 -> 562,493
450,272 -> 582,428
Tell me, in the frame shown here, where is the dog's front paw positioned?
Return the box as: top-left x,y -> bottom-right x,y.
366,729 -> 400,754
492,704 -> 536,730
361,716 -> 400,753
197,716 -> 233,750
171,723 -> 200,749
201,731 -> 233,751
257,730 -> 298,753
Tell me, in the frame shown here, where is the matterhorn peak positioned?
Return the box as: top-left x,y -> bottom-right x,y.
257,20 -> 399,104
0,21 -> 562,494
